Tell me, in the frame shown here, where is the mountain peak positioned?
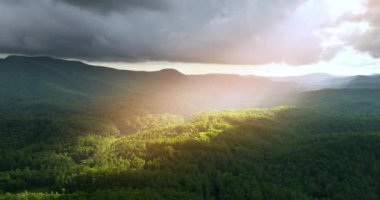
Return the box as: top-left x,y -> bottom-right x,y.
2,55 -> 90,68
5,55 -> 57,61
3,55 -> 87,65
159,68 -> 181,73
158,68 -> 184,76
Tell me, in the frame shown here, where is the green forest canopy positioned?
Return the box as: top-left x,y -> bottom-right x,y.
0,106 -> 379,200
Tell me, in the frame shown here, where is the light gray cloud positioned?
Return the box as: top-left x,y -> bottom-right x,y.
0,0 -> 339,65
345,0 -> 380,58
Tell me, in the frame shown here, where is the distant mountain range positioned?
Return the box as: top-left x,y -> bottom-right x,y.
0,56 -> 286,106
269,73 -> 350,89
1,55 -> 379,114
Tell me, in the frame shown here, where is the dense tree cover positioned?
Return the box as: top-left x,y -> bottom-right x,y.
2,55 -> 380,200
0,106 -> 379,199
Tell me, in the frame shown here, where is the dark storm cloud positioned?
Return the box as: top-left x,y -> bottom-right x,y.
0,0 -> 333,65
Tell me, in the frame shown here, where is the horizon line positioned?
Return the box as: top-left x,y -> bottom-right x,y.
1,54 -> 378,78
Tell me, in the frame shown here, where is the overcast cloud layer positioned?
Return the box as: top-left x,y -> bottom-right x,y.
346,0 -> 380,58
0,0 -> 376,65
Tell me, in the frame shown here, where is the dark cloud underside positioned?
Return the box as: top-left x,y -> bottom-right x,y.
0,0 -> 373,65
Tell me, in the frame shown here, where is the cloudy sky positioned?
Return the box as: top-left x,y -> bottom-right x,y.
0,0 -> 379,76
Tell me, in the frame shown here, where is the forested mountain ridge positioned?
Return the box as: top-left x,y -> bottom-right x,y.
2,55 -> 379,115
0,55 -> 175,104
0,56 -> 292,112
2,55 -> 380,122
344,75 -> 380,89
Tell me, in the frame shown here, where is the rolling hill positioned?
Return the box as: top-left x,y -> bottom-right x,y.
0,56 -> 295,114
